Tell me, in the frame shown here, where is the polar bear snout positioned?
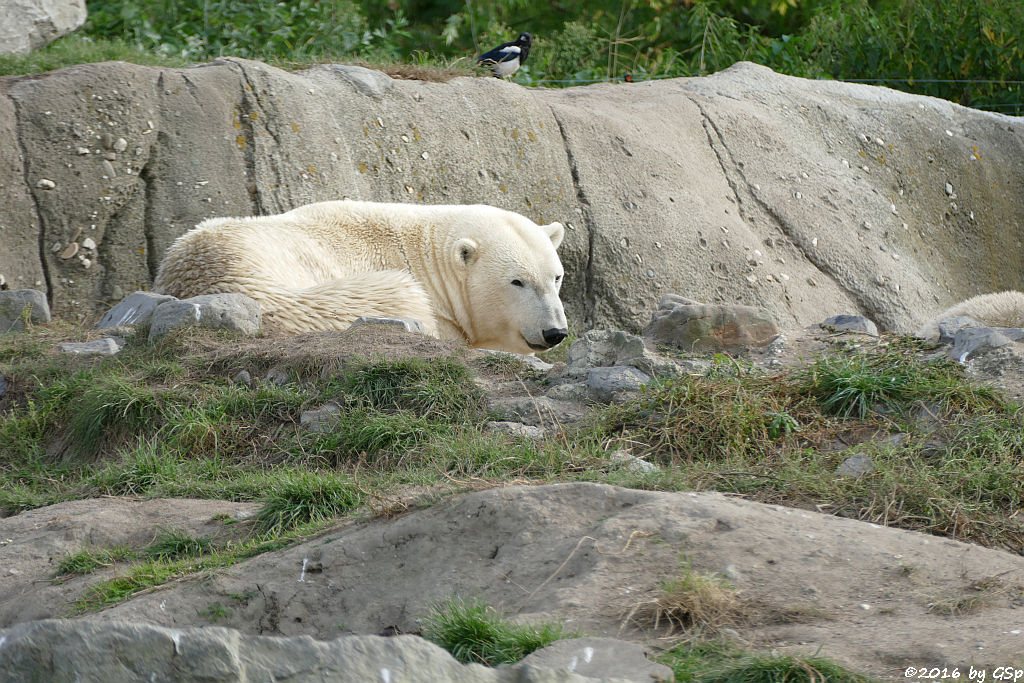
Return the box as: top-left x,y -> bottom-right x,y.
542,328 -> 568,347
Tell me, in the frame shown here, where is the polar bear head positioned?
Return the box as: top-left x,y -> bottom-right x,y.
445,208 -> 568,355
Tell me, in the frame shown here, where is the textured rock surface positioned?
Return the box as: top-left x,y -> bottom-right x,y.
520,637 -> 673,683
2,60 -> 1021,332
0,0 -> 87,55
643,297 -> 780,352
3,483 -> 1009,680
0,620 -> 622,683
97,290 -> 177,329
0,289 -> 51,333
147,293 -> 261,341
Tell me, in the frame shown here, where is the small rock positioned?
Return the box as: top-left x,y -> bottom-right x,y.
148,293 -> 261,342
81,237 -> 97,250
949,327 -> 1014,363
644,296 -> 780,353
59,243 -> 79,259
936,316 -> 983,344
264,367 -> 291,386
35,179 -> 55,190
587,366 -> 652,403
820,314 -> 879,336
300,403 -> 342,433
97,291 -> 177,329
836,454 -> 874,478
0,290 -> 51,333
113,137 -> 128,152
519,637 -> 674,683
57,338 -> 124,356
608,450 -> 659,474
102,160 -> 116,178
348,317 -> 426,335
546,382 -> 588,402
101,132 -> 114,149
484,421 -> 546,440
232,370 -> 253,387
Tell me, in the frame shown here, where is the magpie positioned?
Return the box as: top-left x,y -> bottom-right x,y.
477,32 -> 532,79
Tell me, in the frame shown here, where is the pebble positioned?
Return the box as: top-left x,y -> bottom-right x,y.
60,243 -> 79,259
82,237 -> 97,250
76,147 -> 90,155
101,132 -> 114,150
945,182 -> 954,196
102,160 -> 116,178
36,179 -> 56,189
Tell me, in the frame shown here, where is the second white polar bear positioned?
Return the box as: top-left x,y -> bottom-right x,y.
153,200 -> 569,355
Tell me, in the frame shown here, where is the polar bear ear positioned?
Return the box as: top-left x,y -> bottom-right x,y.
453,237 -> 479,267
542,222 -> 565,249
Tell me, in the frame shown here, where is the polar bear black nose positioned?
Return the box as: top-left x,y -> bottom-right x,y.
542,328 -> 568,347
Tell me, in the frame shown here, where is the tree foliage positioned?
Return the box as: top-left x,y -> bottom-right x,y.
80,0 -> 1023,113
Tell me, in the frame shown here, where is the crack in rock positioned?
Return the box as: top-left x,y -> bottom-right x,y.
548,106 -> 597,328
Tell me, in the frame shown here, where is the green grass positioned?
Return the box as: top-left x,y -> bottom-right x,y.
659,640 -> 879,683
421,597 -> 571,666
144,527 -> 216,560
254,471 -> 362,535
3,325 -> 1024,612
0,34 -> 190,77
55,545 -> 134,576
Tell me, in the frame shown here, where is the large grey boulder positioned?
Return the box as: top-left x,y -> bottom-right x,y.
520,637 -> 673,683
0,620 -> 621,683
1,59 -> 1022,333
0,289 -> 50,332
0,0 -> 86,55
148,293 -> 261,342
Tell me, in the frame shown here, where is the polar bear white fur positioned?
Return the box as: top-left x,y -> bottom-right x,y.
153,200 -> 569,355
916,290 -> 1024,339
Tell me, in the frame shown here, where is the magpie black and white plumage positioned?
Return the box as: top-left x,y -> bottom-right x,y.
477,32 -> 532,79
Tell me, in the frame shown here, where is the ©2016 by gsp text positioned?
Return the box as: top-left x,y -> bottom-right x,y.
905,667 -> 1024,682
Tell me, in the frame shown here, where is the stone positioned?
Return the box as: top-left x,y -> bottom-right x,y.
562,329 -> 677,381
0,0 -> 87,54
586,366 -> 652,403
264,367 -> 291,386
949,327 -> 1015,363
0,289 -> 50,333
349,316 -> 426,335
489,395 -> 583,426
232,370 -> 253,387
836,454 -> 875,478
519,637 -> 673,683
300,403 -> 342,433
485,421 -> 547,440
97,291 -> 177,329
608,450 -> 659,474
57,337 -> 123,356
936,316 -> 983,344
0,620 -> 619,683
644,297 -> 780,353
148,294 -> 261,342
820,314 -> 879,336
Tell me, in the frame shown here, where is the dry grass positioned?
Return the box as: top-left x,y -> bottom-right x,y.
628,559 -> 744,636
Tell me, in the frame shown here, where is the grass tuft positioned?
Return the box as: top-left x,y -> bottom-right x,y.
144,527 -> 215,561
254,471 -> 362,535
421,596 -> 570,666
54,545 -> 134,576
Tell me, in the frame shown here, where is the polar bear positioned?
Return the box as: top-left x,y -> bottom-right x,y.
153,200 -> 569,355
916,290 -> 1024,339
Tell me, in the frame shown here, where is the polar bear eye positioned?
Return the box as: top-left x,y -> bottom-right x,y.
511,279 -> 524,287
555,275 -> 562,282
